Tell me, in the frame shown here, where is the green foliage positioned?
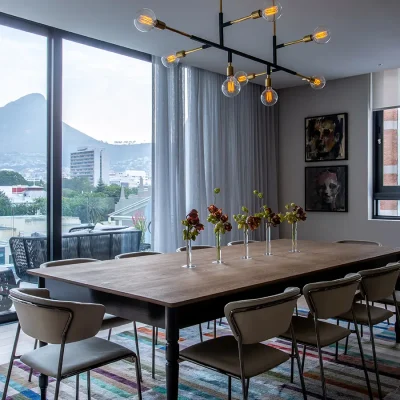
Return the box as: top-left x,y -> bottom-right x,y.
62,177 -> 93,193
0,191 -> 12,216
0,171 -> 28,186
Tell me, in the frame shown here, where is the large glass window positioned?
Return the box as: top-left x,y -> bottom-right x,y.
62,39 -> 152,258
0,25 -> 48,322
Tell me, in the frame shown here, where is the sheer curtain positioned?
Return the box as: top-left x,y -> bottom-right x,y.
152,57 -> 279,253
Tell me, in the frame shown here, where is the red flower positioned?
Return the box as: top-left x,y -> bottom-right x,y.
214,209 -> 223,219
221,214 -> 228,223
188,209 -> 198,219
247,216 -> 262,231
188,216 -> 200,226
208,204 -> 218,213
196,223 -> 204,231
224,222 -> 232,232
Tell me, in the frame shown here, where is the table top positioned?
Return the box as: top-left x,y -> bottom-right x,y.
30,239 -> 400,307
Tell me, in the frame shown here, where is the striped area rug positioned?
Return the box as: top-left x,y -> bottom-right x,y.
2,311 -> 400,399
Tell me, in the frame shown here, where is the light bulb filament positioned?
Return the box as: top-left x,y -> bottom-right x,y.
266,90 -> 273,103
237,75 -> 247,83
314,31 -> 328,40
264,5 -> 278,16
138,15 -> 154,26
227,81 -> 235,93
166,54 -> 177,63
313,78 -> 321,86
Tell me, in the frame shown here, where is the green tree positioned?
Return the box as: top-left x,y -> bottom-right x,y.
0,171 -> 28,186
95,179 -> 106,193
62,177 -> 93,193
0,190 -> 12,216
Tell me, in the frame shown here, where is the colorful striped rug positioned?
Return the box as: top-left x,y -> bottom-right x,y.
2,311 -> 400,399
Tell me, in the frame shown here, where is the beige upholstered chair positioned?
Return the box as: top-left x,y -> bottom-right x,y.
116,251 -> 162,259
2,288 -> 142,400
180,288 -> 306,400
335,240 -> 383,246
336,263 -> 400,400
227,240 -> 258,246
176,245 -> 214,252
281,275 -> 372,400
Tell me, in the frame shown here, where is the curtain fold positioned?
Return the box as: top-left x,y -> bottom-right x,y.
152,57 -> 279,253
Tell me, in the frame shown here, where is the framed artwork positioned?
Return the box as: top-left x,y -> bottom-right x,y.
305,166 -> 348,212
305,113 -> 348,162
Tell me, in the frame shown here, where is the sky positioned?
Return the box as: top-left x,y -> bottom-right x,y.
0,25 -> 152,144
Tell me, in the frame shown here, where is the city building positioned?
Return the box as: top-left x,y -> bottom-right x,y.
70,147 -> 109,185
0,185 -> 46,203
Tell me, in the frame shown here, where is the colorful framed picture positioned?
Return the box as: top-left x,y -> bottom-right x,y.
305,166 -> 348,212
305,113 -> 348,162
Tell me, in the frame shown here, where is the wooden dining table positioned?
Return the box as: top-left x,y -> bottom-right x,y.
30,239 -> 400,400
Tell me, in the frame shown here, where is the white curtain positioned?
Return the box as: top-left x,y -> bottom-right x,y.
152,57 -> 279,253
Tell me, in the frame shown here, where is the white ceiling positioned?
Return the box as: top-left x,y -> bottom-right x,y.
1,0 -> 400,88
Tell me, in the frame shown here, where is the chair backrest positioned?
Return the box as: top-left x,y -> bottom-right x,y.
227,240 -> 258,246
115,251 -> 162,259
40,258 -> 98,268
10,288 -> 105,344
358,262 -> 400,302
176,245 -> 214,252
303,274 -> 361,319
224,287 -> 300,345
335,240 -> 383,247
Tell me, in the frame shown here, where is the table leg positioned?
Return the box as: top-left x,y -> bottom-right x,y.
38,277 -> 49,399
165,307 -> 179,400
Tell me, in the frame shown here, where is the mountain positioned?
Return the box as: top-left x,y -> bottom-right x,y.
0,94 -> 151,166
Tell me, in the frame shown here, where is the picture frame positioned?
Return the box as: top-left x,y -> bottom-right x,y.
305,165 -> 348,212
305,113 -> 348,162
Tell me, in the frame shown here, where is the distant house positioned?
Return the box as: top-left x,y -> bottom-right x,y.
0,185 -> 46,204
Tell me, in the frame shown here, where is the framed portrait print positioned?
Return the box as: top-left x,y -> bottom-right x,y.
305,166 -> 348,212
305,113 -> 348,162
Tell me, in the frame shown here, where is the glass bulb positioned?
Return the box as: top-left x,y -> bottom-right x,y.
262,1 -> 282,22
234,71 -> 249,86
310,75 -> 326,90
161,54 -> 180,68
134,8 -> 157,32
312,26 -> 331,44
261,87 -> 278,106
222,76 -> 241,98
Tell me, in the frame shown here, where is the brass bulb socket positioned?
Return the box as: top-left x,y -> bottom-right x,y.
227,64 -> 234,76
155,20 -> 167,30
176,50 -> 186,59
251,10 -> 262,19
247,73 -> 256,80
265,76 -> 272,88
302,34 -> 313,43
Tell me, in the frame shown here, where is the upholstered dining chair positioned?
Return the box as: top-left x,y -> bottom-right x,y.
29,258 -> 141,382
336,263 -> 400,400
116,251 -> 162,258
280,275 -> 372,400
227,240 -> 258,246
335,240 -> 383,246
180,288 -> 307,400
2,288 -> 142,400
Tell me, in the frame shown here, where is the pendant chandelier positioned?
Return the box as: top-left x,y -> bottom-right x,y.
134,0 -> 331,106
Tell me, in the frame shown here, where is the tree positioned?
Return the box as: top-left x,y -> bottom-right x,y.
0,170 -> 28,186
95,179 -> 106,193
62,177 -> 93,193
0,190 -> 12,216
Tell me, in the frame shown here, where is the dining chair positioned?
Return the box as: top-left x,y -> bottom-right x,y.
180,288 -> 307,400
116,251 -> 162,258
335,240 -> 383,246
176,245 -> 215,252
336,263 -> 400,400
281,274 -> 372,400
2,288 -> 142,400
30,258 -> 142,382
227,240 -> 258,246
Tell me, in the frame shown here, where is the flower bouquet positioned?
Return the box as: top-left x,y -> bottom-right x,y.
253,190 -> 281,256
282,203 -> 307,253
207,188 -> 232,264
181,209 -> 204,268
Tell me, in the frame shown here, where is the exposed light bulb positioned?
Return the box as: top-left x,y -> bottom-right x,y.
134,8 -> 157,32
235,71 -> 249,86
222,76 -> 241,98
312,26 -> 331,44
261,87 -> 278,106
262,1 -> 282,22
310,75 -> 326,90
161,54 -> 180,68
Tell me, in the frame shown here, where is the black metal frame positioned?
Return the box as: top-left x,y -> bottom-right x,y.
372,107 -> 400,219
0,12 -> 151,324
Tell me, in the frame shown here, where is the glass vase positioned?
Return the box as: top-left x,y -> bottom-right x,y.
265,222 -> 272,256
290,221 -> 300,253
213,231 -> 223,264
182,239 -> 196,268
242,228 -> 252,260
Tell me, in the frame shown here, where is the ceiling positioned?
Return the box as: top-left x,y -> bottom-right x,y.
1,0 -> 400,88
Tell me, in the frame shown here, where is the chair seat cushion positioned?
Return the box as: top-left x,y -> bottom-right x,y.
180,335 -> 290,379
101,314 -> 130,330
337,302 -> 393,325
281,316 -> 350,347
377,291 -> 400,306
21,337 -> 133,378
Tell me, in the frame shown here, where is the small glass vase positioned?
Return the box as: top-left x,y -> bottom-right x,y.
265,222 -> 272,256
182,239 -> 196,268
242,228 -> 252,260
290,221 -> 300,253
213,231 -> 223,264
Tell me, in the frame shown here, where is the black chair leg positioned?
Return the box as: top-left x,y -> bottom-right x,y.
368,321 -> 383,399
133,355 -> 143,400
76,374 -> 79,400
199,323 -> 203,343
219,318 -> 223,326
228,376 -> 232,400
155,327 -> 158,345
335,319 -> 339,361
301,344 -> 307,372
152,326 -> 156,379
344,321 -> 350,355
107,328 -> 112,341
290,341 -> 295,383
133,322 -> 142,381
207,321 -> 210,329
213,320 -> 217,339
87,371 -> 91,400
384,304 -> 390,325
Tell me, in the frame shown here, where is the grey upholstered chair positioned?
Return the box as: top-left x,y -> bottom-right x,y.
281,275 -> 372,400
180,288 -> 306,400
335,240 -> 383,246
2,288 -> 142,400
227,240 -> 258,246
116,251 -> 162,259
176,245 -> 214,252
336,263 -> 400,400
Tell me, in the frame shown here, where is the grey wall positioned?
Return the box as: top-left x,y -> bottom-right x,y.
278,74 -> 400,247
